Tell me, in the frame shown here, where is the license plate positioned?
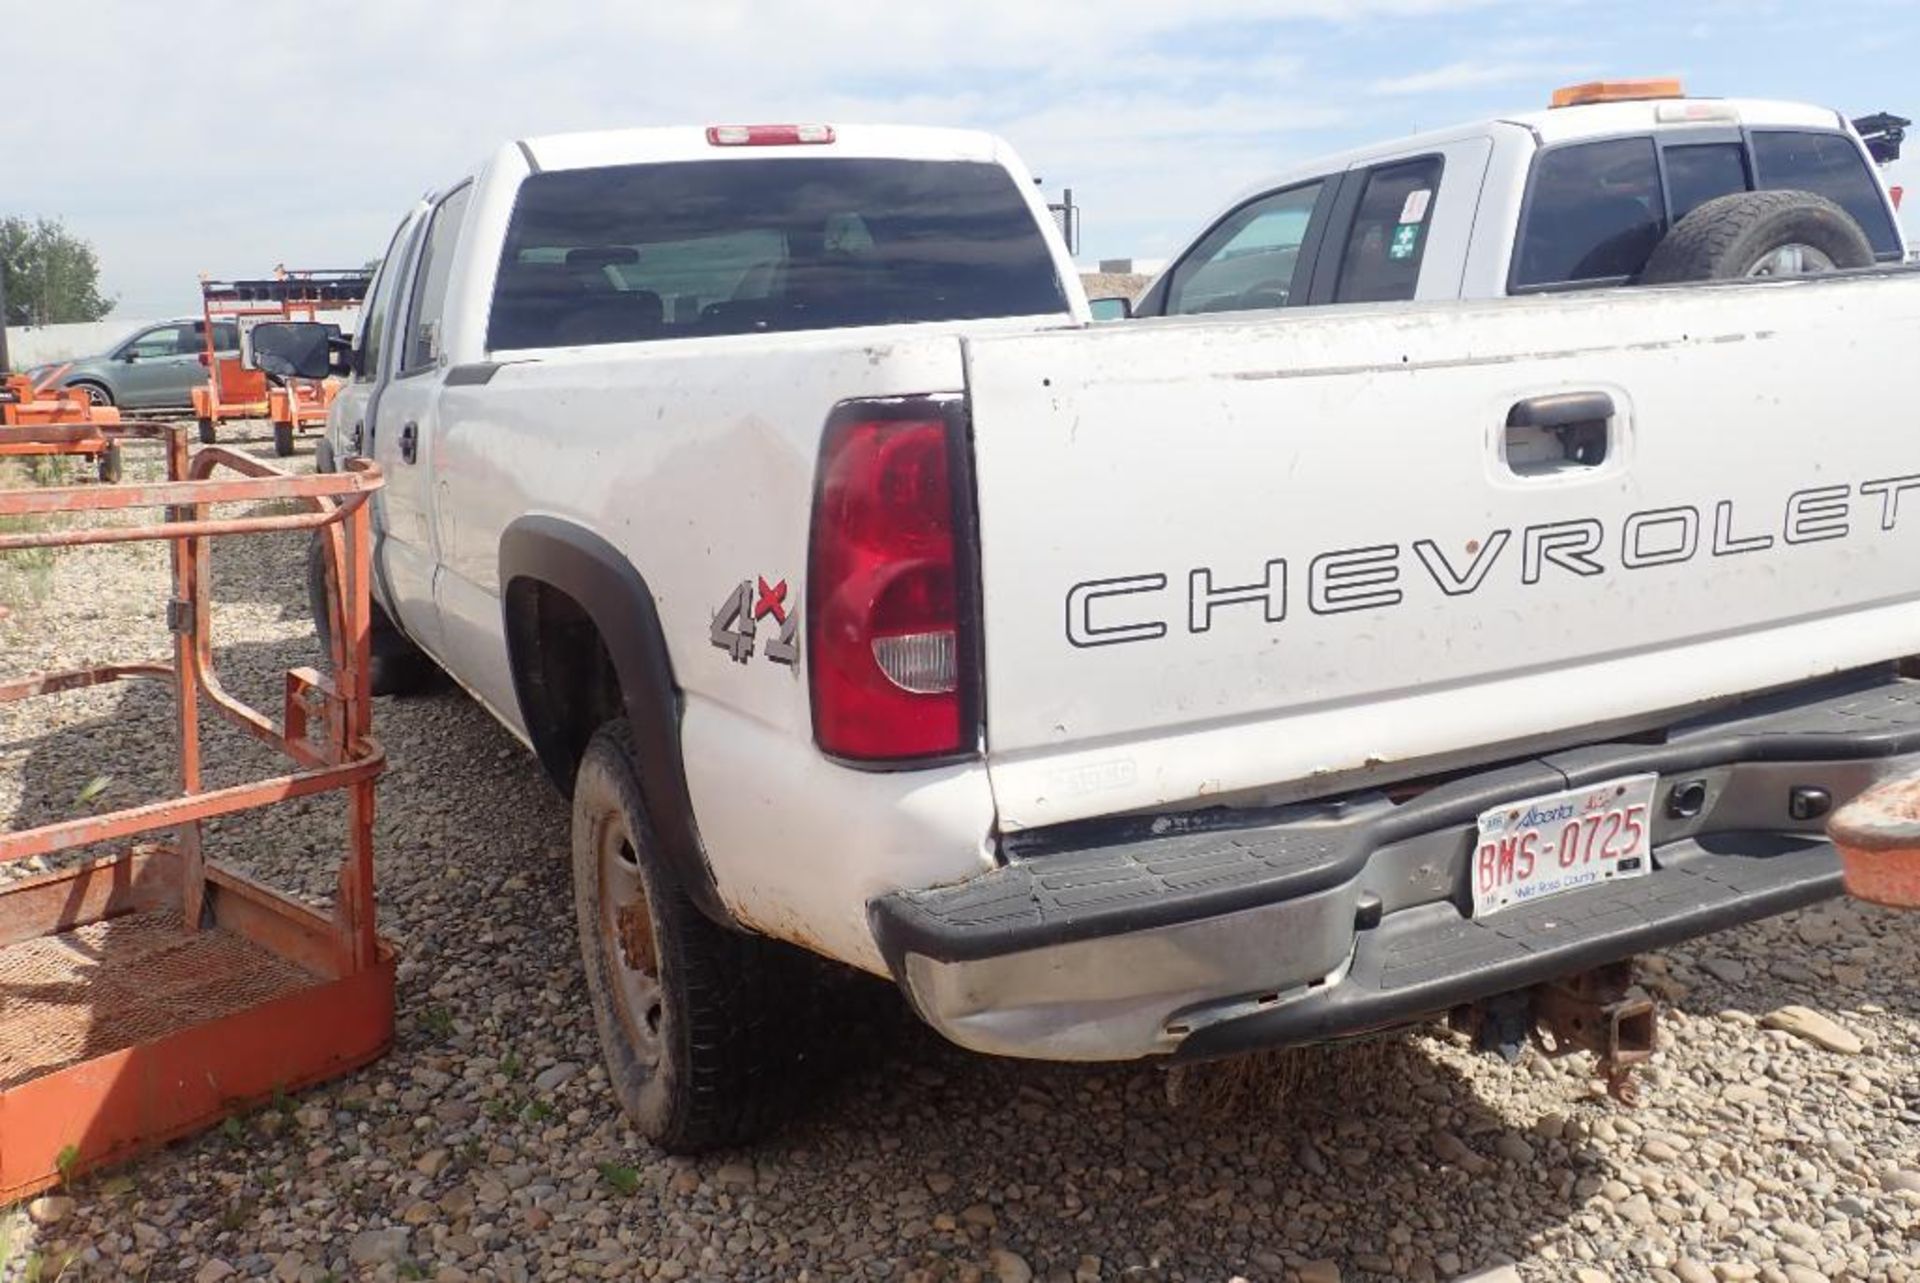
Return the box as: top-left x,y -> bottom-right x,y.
1471,774 -> 1657,917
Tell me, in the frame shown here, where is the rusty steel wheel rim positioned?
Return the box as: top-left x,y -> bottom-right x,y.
597,819 -> 665,1070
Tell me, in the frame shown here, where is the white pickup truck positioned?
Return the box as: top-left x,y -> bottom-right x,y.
254,119 -> 1920,1153
1116,81 -> 1907,319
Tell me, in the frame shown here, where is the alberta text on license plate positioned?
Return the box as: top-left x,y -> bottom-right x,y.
1471,774 -> 1657,917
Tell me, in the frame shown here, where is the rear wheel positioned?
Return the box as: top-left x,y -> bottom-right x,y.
1640,189 -> 1876,284
197,417 -> 217,445
305,535 -> 437,696
272,422 -> 296,458
572,720 -> 798,1152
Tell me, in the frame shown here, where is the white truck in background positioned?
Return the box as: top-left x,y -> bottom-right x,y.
1109,81 -> 1907,319
252,117 -> 1920,1153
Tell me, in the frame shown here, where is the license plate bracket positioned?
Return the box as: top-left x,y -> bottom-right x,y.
1471,773 -> 1657,917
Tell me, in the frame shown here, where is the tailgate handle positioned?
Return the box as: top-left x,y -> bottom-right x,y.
1505,392 -> 1614,474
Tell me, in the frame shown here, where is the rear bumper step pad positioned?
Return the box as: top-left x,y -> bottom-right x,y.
869,670 -> 1920,1062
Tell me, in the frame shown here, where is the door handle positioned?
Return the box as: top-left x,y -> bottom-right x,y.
399,421 -> 419,465
349,420 -> 365,455
1508,391 -> 1615,432
1505,392 -> 1615,474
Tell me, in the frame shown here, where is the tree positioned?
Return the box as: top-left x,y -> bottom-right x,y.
0,217 -> 115,326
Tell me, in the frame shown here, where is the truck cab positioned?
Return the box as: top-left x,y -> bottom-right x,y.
1133,82 -> 1907,318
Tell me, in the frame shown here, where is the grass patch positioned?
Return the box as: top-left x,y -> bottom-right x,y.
0,459 -> 62,612
597,1161 -> 641,1196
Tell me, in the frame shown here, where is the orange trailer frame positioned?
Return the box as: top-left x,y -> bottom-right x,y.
0,429 -> 392,1198
191,269 -> 369,457
0,366 -> 130,483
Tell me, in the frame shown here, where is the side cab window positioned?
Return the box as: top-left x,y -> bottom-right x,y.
399,185 -> 474,377
1156,180 -> 1333,316
355,213 -> 418,384
1330,155 -> 1446,304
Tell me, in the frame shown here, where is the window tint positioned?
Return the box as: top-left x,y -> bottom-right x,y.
1751,130 -> 1900,256
211,321 -> 240,352
1514,137 -> 1664,288
401,185 -> 472,374
1166,181 -> 1324,315
127,325 -> 189,358
357,214 -> 414,382
1665,144 -> 1749,222
1335,156 -> 1443,304
489,159 -> 1067,350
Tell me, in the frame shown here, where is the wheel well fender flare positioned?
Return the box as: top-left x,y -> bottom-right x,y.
498,515 -> 730,925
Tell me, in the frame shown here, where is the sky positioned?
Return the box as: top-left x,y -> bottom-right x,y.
9,0 -> 1920,319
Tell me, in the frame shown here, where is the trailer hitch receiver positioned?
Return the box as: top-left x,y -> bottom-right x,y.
1530,961 -> 1655,1102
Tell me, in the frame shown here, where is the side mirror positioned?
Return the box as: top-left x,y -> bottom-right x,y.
249,321 -> 345,380
120,350 -> 140,363
1088,296 -> 1134,322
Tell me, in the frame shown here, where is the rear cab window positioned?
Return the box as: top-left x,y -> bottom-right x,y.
1513,137 -> 1665,289
488,158 -> 1068,350
1751,130 -> 1902,258
1513,123 -> 1900,291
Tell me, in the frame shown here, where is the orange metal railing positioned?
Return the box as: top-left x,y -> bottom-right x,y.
0,427 -> 392,1196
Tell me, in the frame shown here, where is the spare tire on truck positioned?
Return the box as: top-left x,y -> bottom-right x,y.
1640,189 -> 1876,284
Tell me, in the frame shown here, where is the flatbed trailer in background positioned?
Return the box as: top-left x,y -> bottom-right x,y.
192,270 -> 369,456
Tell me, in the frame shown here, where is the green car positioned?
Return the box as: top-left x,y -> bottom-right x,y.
36,318 -> 240,410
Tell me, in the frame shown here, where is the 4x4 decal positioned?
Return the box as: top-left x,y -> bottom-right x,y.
711,576 -> 800,667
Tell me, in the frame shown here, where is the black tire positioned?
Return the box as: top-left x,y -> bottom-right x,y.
197,417 -> 217,445
96,443 -> 123,485
273,422 -> 296,458
1640,189 -> 1876,285
70,381 -> 113,408
572,720 -> 798,1152
305,535 -> 437,696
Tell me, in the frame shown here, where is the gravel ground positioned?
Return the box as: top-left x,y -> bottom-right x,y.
1,427 -> 1918,1283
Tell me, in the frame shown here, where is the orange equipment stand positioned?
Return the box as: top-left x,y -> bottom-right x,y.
1829,776 -> 1920,910
190,269 -> 370,457
0,428 -> 393,1197
0,365 -> 129,483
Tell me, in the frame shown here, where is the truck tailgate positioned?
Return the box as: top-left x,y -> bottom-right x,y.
964,272 -> 1920,830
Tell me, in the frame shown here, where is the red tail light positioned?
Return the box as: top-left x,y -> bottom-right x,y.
198,352 -> 211,367
809,407 -> 976,762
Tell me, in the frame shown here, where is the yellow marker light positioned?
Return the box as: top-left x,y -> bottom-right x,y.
1551,79 -> 1686,108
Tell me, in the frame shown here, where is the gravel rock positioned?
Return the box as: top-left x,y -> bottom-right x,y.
1762,1005 -> 1865,1054
1494,1132 -> 1535,1165
990,1248 -> 1033,1283
532,1060 -> 579,1092
1701,957 -> 1748,983
347,1228 -> 410,1267
5,437 -> 1917,1283
26,1195 -> 72,1226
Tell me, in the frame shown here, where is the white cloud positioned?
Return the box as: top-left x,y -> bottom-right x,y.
6,0 -> 1517,314
1370,60 -> 1571,96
